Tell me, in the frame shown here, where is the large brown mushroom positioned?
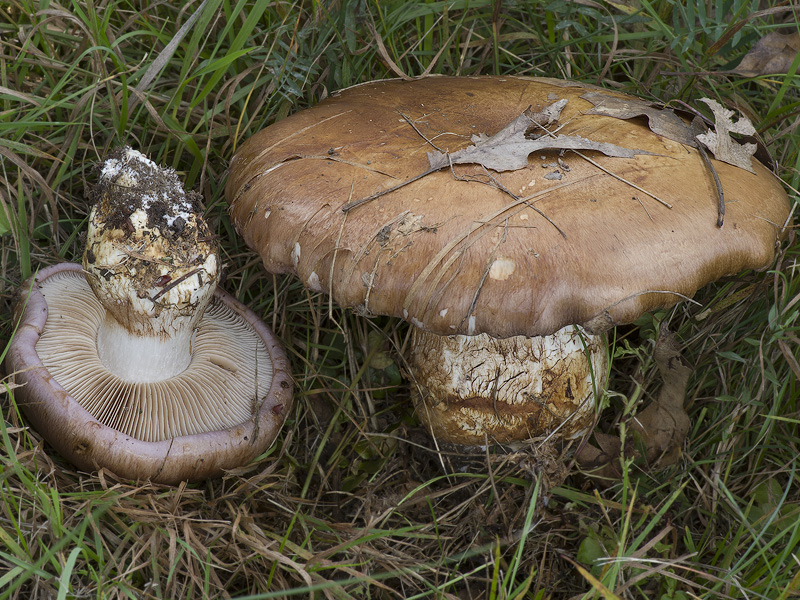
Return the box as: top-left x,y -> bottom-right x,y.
225,76 -> 790,446
6,148 -> 293,483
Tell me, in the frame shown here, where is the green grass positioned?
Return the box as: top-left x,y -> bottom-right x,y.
1,0 -> 799,598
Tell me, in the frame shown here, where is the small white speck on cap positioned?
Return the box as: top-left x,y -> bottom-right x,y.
439,308 -> 448,317
291,243 -> 301,269
489,257 -> 515,281
307,271 -> 322,292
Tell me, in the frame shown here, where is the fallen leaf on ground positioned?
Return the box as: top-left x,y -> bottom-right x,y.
733,30 -> 800,77
574,431 -> 625,483
695,98 -> 757,173
427,100 -> 651,172
577,326 -> 691,482
629,329 -> 691,468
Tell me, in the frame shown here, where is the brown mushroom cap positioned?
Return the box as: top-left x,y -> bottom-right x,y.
6,263 -> 294,484
226,76 -> 790,339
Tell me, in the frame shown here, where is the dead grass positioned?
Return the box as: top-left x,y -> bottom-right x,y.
1,1 -> 799,598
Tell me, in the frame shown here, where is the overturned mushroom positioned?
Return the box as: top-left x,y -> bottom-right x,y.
6,148 -> 293,483
225,76 -> 790,446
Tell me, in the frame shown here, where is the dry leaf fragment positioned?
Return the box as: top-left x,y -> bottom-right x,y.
581,91 -> 700,146
427,102 -> 651,172
575,431 -> 626,483
577,326 -> 691,482
629,328 -> 691,468
695,98 -> 757,173
582,91 -> 761,174
530,98 -> 568,127
581,91 -> 759,226
733,30 -> 800,77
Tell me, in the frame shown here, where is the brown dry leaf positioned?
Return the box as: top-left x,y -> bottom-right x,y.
427,100 -> 651,172
575,431 -> 626,483
528,97 -> 569,126
695,98 -> 757,173
629,328 -> 691,468
581,91 -> 758,226
733,30 -> 800,77
581,91 -> 701,146
577,327 -> 691,482
582,91 -> 760,174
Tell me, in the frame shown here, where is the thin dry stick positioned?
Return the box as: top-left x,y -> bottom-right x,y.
590,289 -> 703,322
697,143 -> 725,227
366,18 -> 412,80
129,0 -> 210,118
633,195 -> 654,221
420,27 -> 459,76
249,345 -> 260,446
397,110 -> 447,153
151,268 -> 204,302
472,164 -> 566,238
301,154 -> 398,178
345,121 -> 567,238
460,218 -> 509,332
340,109 -> 455,211
483,437 -> 509,523
572,150 -> 673,209
526,109 -> 673,212
328,180 -> 354,321
242,110 -> 352,180
342,167 -> 437,212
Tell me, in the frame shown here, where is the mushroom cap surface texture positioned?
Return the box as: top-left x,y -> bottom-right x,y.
226,76 -> 790,338
6,263 -> 294,484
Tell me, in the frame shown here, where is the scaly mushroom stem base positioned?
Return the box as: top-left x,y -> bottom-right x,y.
409,326 -> 608,446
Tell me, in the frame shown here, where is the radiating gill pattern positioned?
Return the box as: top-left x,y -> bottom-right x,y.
36,270 -> 273,442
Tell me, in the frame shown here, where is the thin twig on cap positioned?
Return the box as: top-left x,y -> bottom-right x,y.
341,167 -> 438,212
397,110 -> 447,153
573,150 -> 674,209
697,143 -> 725,227
453,163 -> 567,239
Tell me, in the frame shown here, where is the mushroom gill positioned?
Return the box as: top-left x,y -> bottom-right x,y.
35,268 -> 274,442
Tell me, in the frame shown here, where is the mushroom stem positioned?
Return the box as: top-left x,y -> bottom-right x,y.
82,147 -> 220,382
408,326 -> 609,445
95,314 -> 195,382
